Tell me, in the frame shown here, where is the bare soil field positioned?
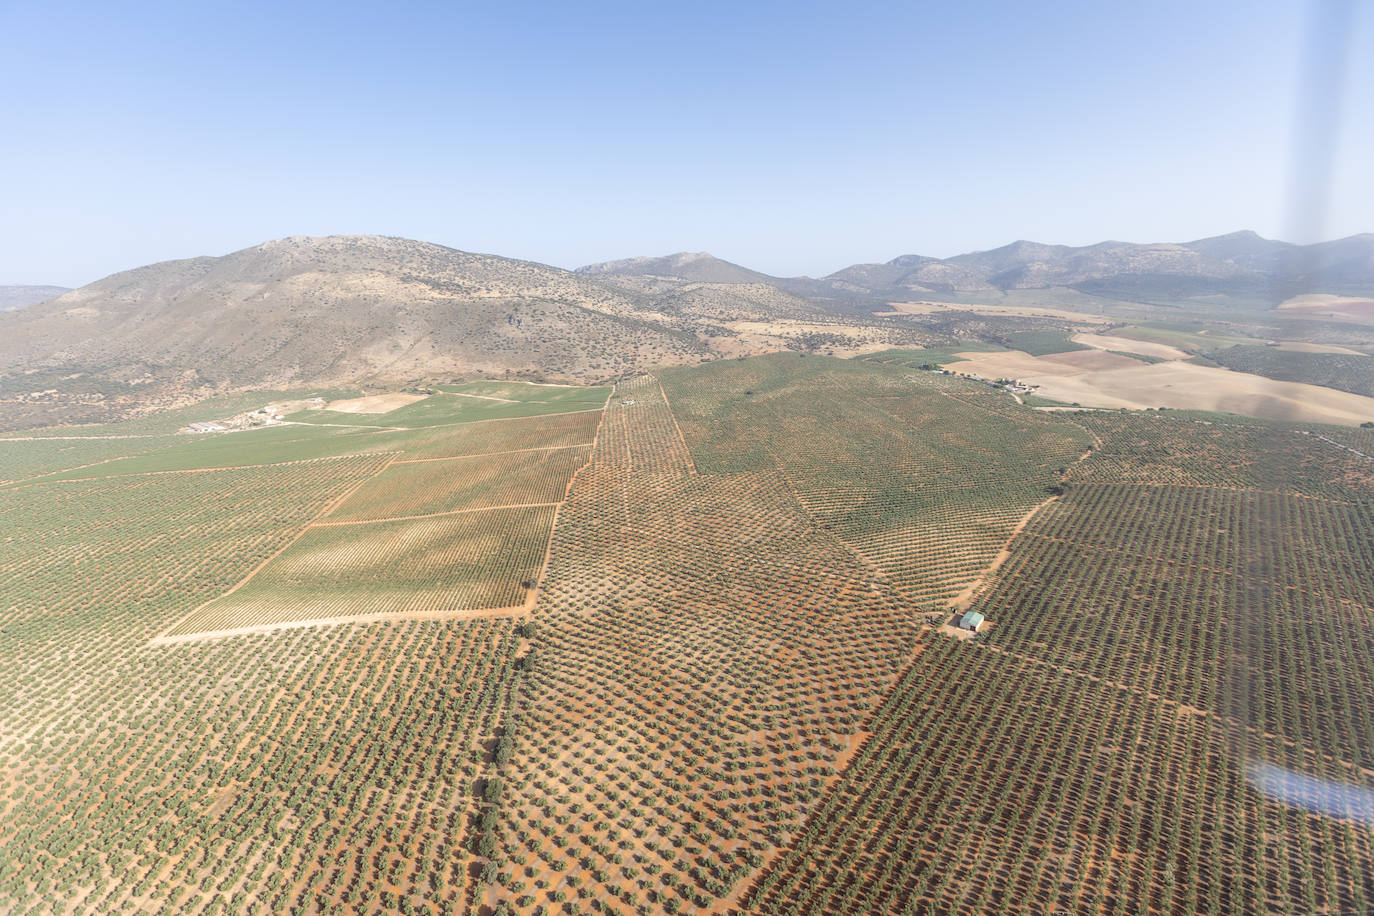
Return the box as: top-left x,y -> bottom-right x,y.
1269,340 -> 1370,355
1071,331 -> 1190,360
722,318 -> 907,356
879,299 -> 1109,325
1040,348 -> 1144,371
954,349 -> 1374,425
1276,293 -> 1374,323
323,392 -> 429,413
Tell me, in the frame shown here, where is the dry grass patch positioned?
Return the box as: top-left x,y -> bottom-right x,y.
955,349 -> 1374,425
1276,293 -> 1374,323
1071,331 -> 1190,360
878,299 -> 1109,324
323,392 -> 429,413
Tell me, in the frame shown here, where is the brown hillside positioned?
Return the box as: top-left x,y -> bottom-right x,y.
0,236 -> 707,428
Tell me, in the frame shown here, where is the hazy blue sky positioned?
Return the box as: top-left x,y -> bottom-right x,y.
2,0 -> 1370,286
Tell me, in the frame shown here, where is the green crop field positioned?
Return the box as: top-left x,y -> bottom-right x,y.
859,342 -> 999,369
998,328 -> 1090,356
1107,323 -> 1259,353
154,396 -> 601,640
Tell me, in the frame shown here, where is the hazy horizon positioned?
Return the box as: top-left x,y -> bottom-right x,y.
7,225 -> 1374,291
3,0 -> 1371,287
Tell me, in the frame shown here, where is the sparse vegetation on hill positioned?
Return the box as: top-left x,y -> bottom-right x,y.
0,284 -> 71,311
1198,345 -> 1374,399
0,236 -> 701,430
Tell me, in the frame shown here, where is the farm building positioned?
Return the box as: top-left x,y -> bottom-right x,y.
957,610 -> 985,632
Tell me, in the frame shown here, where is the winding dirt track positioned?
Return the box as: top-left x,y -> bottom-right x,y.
947,493 -> 1060,611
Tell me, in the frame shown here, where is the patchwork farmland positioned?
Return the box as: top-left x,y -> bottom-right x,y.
2,359 -> 1373,916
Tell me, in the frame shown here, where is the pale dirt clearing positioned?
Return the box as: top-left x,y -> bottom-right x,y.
953,350 -> 1374,426
1041,349 -> 1144,372
447,391 -> 518,403
1071,332 -> 1191,360
148,604 -> 525,645
1267,341 -> 1370,356
323,392 -> 429,413
1276,294 -> 1374,324
879,299 -> 1109,325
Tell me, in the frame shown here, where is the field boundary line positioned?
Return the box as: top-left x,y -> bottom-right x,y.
313,502 -> 561,527
455,390 -> 610,913
277,420 -> 403,429
349,405 -> 607,437
148,454 -> 399,643
948,493 -> 1060,611
0,456 -> 131,488
444,391 -> 519,403
986,640 -> 1374,780
655,379 -> 698,475
517,391 -> 613,617
1065,478 -> 1359,507
148,603 -> 525,645
391,443 -> 594,464
149,395 -> 610,647
734,636 -> 931,912
0,434 -> 166,440
946,434 -> 1102,613
7,450 -> 399,487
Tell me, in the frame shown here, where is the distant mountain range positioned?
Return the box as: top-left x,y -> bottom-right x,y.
579,230 -> 1374,302
0,285 -> 70,312
3,230 -> 1371,430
